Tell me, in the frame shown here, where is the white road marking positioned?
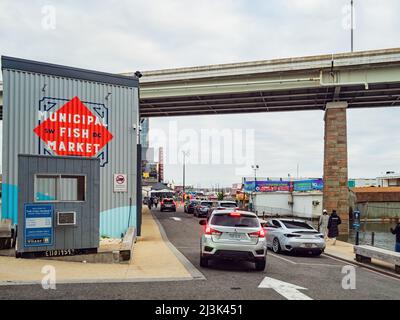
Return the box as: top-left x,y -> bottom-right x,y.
269,252 -> 342,267
322,254 -> 400,282
171,217 -> 182,221
258,277 -> 312,300
269,253 -> 296,264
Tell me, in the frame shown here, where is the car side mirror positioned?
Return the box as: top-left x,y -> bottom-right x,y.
199,219 -> 207,226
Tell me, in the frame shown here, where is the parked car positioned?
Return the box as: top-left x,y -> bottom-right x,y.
264,218 -> 325,256
160,198 -> 176,212
199,209 -> 267,270
205,200 -> 239,218
217,201 -> 238,209
194,201 -> 214,217
184,199 -> 199,214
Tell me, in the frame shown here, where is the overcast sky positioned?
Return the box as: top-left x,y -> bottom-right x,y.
1,0 -> 400,187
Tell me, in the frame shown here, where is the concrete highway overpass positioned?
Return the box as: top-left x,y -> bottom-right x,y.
134,48 -> 400,117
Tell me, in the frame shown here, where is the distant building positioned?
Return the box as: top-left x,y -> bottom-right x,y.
140,118 -> 165,186
140,118 -> 149,148
241,177 -> 323,219
348,178 -> 378,188
350,186 -> 400,220
376,171 -> 400,187
252,191 -> 323,219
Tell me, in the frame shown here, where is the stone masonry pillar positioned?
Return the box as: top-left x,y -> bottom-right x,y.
323,102 -> 349,234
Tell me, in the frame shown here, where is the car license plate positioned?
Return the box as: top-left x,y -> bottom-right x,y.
228,233 -> 242,240
304,243 -> 314,248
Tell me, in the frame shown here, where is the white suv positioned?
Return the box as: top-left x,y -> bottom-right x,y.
199,209 -> 267,271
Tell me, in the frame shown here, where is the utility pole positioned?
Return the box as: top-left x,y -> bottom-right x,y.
351,0 -> 354,52
251,165 -> 259,212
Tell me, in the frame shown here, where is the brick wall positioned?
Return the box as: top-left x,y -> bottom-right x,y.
323,102 -> 349,233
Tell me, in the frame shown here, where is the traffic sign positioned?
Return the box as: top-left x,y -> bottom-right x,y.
114,173 -> 128,192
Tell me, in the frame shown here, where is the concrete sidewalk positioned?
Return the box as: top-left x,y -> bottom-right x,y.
324,238 -> 399,278
0,208 -> 202,285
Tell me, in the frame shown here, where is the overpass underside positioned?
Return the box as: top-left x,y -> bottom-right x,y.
140,82 -> 400,117
136,48 -> 400,233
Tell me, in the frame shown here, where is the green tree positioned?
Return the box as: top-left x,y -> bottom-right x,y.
217,192 -> 224,201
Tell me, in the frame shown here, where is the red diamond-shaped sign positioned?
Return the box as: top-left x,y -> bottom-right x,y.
34,96 -> 113,157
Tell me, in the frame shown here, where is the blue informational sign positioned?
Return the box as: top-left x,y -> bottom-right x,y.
293,179 -> 324,191
244,179 -> 324,193
24,204 -> 54,247
352,210 -> 361,230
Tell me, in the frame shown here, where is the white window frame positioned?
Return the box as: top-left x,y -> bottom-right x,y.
34,174 -> 86,203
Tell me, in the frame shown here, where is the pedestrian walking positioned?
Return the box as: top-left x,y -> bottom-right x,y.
390,222 -> 400,253
327,209 -> 342,245
148,197 -> 153,210
154,197 -> 159,208
319,209 -> 329,240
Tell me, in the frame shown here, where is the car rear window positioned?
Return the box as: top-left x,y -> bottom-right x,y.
281,221 -> 313,229
211,214 -> 260,228
219,202 -> 237,208
201,201 -> 213,206
163,199 -> 174,203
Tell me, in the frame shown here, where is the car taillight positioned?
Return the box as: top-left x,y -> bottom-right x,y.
161,201 -> 164,205
284,234 -> 300,238
229,212 -> 241,217
205,226 -> 222,236
249,228 -> 265,238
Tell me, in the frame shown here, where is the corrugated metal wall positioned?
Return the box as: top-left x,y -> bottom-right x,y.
2,65 -> 139,238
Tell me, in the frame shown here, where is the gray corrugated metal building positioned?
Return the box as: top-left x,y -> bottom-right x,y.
1,56 -> 141,238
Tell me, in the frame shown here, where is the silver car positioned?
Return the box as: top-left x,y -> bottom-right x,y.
199,210 -> 267,271
206,200 -> 239,218
217,201 -> 238,209
263,218 -> 325,256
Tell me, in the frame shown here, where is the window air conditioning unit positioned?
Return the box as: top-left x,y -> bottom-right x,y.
57,211 -> 77,226
312,200 -> 320,206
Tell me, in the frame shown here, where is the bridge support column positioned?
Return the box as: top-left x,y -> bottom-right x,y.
323,102 -> 349,234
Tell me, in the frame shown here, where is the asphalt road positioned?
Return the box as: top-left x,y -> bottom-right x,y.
0,207 -> 399,300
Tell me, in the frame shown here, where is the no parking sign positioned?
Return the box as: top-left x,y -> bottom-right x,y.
113,173 -> 128,192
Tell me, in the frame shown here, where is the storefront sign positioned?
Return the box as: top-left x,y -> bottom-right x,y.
244,180 -> 291,192
244,179 -> 324,193
24,204 -> 53,247
34,96 -> 113,158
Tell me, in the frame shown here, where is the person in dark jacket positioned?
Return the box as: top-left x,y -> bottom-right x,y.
147,197 -> 153,210
390,222 -> 400,253
327,210 -> 342,245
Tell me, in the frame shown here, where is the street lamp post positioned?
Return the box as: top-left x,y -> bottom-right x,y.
251,165 -> 259,212
182,151 -> 189,201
